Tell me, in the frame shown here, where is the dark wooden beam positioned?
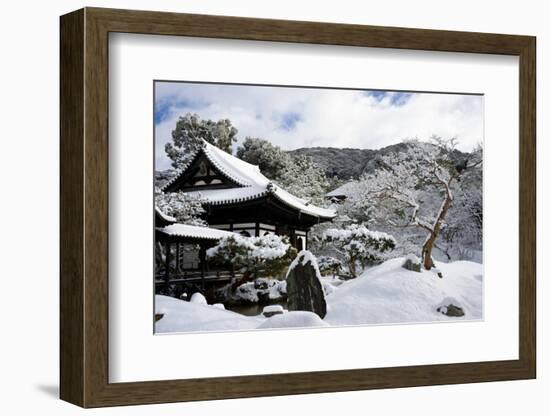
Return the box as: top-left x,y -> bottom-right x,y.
175,243 -> 180,272
164,242 -> 171,283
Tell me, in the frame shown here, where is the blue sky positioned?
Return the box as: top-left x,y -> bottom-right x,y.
154,82 -> 483,170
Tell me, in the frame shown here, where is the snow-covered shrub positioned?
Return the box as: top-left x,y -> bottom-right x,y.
235,279 -> 287,303
321,224 -> 396,277
190,292 -> 207,305
155,191 -> 207,226
317,256 -> 342,276
207,234 -> 297,281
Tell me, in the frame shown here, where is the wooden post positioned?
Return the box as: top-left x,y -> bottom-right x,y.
175,243 -> 181,273
180,245 -> 184,277
164,242 -> 171,283
199,244 -> 206,291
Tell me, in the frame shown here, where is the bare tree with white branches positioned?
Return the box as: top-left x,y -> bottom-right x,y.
363,137 -> 482,271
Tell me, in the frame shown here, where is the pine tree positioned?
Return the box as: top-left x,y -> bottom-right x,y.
207,234 -> 297,282
165,113 -> 238,168
236,137 -> 292,180
155,191 -> 207,227
320,224 -> 395,277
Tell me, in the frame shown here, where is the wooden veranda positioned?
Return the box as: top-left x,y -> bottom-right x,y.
154,223 -> 239,292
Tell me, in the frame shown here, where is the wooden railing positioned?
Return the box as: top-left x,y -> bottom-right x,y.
155,270 -> 242,287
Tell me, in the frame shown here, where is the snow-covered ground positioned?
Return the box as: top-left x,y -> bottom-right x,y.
155,257 -> 482,334
324,257 -> 482,326
155,295 -> 264,333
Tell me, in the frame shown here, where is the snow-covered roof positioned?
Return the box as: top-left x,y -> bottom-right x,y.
156,223 -> 236,241
166,140 -> 336,220
155,206 -> 176,223
326,181 -> 357,198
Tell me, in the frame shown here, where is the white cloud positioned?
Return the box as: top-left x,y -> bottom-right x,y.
154,82 -> 483,170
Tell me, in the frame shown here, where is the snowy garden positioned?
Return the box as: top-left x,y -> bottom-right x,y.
154,112 -> 484,334
156,254 -> 482,333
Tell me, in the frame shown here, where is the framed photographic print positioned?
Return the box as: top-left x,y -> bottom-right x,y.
60,7 -> 536,408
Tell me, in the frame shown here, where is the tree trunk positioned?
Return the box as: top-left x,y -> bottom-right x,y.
422,236 -> 436,270
421,191 -> 453,271
348,256 -> 357,278
231,270 -> 253,290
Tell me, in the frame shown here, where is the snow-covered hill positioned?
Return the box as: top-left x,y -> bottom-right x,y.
324,257 -> 483,326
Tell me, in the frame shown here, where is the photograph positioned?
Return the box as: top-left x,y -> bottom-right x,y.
153,81 -> 484,334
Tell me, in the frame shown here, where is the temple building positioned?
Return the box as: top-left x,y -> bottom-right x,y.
161,140 -> 336,251
325,181 -> 356,203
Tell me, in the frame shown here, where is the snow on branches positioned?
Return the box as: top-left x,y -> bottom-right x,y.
321,224 -> 396,277
236,137 -> 332,205
206,233 -> 297,281
165,113 -> 238,168
362,137 -> 482,270
155,191 -> 207,227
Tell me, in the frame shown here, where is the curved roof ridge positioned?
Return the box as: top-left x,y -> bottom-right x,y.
271,186 -> 337,219
161,149 -> 201,191
156,223 -> 237,240
202,140 -> 267,188
155,205 -> 177,223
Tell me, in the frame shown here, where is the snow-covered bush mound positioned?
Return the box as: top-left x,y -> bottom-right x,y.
190,292 -> 207,305
235,279 -> 286,303
317,255 -> 342,275
319,224 -> 396,277
324,257 -> 482,326
258,311 -> 329,329
155,295 -> 263,333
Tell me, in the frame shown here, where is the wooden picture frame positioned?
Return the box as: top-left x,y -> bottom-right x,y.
60,7 -> 536,408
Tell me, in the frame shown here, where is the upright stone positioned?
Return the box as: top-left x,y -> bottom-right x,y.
286,251 -> 327,319
402,254 -> 422,272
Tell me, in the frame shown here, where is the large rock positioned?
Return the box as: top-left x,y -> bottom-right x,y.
402,254 -> 422,272
436,297 -> 465,317
437,304 -> 465,317
286,251 -> 327,319
262,304 -> 284,317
